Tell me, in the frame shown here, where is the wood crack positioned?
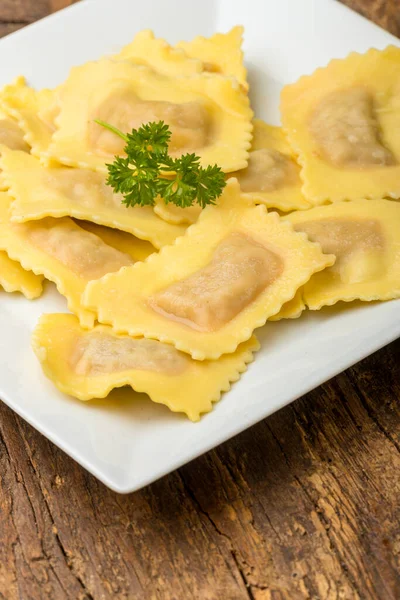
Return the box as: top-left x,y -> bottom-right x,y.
179,471 -> 258,600
14,418 -> 94,600
266,416 -> 364,600
345,371 -> 400,455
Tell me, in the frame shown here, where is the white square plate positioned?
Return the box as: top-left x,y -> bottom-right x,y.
0,0 -> 399,493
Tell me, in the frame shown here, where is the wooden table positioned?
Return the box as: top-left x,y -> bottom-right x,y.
0,1 -> 399,598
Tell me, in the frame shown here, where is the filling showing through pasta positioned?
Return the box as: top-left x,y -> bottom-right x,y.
150,232 -> 283,332
309,87 -> 395,168
70,333 -> 190,376
0,119 -> 30,152
45,167 -> 119,207
233,148 -> 299,193
90,89 -> 210,157
293,217 -> 385,284
24,218 -> 133,280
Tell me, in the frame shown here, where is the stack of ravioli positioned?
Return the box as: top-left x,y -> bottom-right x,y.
0,29 -> 399,421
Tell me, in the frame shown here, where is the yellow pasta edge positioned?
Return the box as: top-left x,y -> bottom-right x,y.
32,314 -> 260,420
0,147 -> 187,250
83,182 -> 335,359
281,46 -> 400,204
46,61 -> 253,173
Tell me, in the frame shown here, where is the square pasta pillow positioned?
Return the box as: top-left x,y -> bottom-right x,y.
83,179 -> 334,360
32,313 -> 259,421
284,199 -> 400,310
281,46 -> 400,204
46,59 -> 253,173
230,119 -> 310,212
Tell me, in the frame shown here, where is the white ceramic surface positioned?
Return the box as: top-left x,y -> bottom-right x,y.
0,0 -> 399,493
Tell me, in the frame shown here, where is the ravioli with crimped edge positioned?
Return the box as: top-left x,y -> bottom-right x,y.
0,77 -> 58,159
32,313 -> 260,421
0,251 -> 44,299
0,148 -> 187,249
113,29 -> 203,77
45,59 -> 253,174
0,192 -> 133,328
83,179 -> 334,360
281,46 -> 400,204
284,199 -> 400,310
75,221 -> 156,262
176,26 -> 248,89
231,119 -> 310,212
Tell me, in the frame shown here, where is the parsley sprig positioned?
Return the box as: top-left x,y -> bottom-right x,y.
95,120 -> 226,209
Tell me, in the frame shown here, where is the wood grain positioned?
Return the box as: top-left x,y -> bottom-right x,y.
0,1 -> 400,599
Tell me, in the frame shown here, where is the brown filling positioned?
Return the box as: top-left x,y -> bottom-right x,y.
309,87 -> 395,168
150,232 -> 284,331
233,148 -> 300,193
90,89 -> 210,157
70,333 -> 190,376
22,218 -> 132,279
294,217 -> 385,283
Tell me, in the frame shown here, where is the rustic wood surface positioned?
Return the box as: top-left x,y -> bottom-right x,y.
0,1 -> 399,598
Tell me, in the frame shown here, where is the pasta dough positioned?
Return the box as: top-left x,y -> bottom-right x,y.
176,26 -> 248,89
153,197 -> 202,225
0,192 -> 133,327
0,251 -> 44,299
32,313 -> 260,421
281,46 -> 400,203
75,221 -> 156,262
285,199 -> 400,309
231,119 -> 310,211
45,59 -> 253,173
114,29 -> 203,77
0,76 -> 58,158
0,148 -> 187,249
83,179 -> 334,359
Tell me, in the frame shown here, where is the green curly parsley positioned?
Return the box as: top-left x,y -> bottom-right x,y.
94,119 -> 226,209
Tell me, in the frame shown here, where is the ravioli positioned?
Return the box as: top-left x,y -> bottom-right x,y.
75,221 -> 156,262
114,29 -> 203,77
32,314 -> 259,421
0,117 -> 29,153
83,179 -> 334,360
154,197 -> 202,225
45,59 -> 253,173
0,148 -> 187,249
176,26 -> 248,89
0,112 -> 30,190
285,199 -> 400,309
0,192 -> 133,327
281,46 -> 400,204
0,251 -> 44,299
269,290 -> 306,321
231,119 -> 310,212
0,77 -> 58,159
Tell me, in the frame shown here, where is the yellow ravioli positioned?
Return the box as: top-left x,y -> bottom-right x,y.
0,148 -> 186,249
0,77 -> 58,159
0,251 -> 44,299
75,221 -> 156,262
269,290 -> 306,321
231,119 -> 311,212
114,29 -> 203,77
45,59 -> 253,173
0,117 -> 29,153
154,197 -> 202,225
281,46 -> 400,204
176,26 -> 248,89
83,179 -> 334,360
0,192 -> 133,327
32,313 -> 259,421
284,199 -> 400,309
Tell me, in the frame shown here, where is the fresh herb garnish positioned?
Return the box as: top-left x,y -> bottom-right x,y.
95,119 -> 226,209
